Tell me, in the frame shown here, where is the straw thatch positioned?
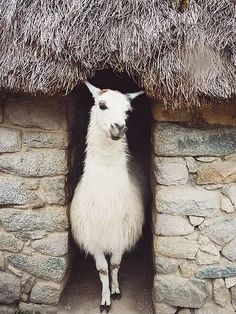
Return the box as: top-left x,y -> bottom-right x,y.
0,0 -> 235,108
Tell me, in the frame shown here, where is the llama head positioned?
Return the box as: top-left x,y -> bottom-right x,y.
85,81 -> 143,140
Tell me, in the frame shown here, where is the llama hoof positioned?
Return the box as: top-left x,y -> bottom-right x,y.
100,304 -> 111,313
111,292 -> 121,300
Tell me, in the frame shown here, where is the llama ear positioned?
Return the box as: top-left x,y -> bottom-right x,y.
84,81 -> 101,98
126,91 -> 144,100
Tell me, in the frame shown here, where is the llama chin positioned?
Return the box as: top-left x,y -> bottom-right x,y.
70,81 -> 144,312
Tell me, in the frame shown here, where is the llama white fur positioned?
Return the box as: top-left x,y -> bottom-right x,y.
70,82 -> 144,312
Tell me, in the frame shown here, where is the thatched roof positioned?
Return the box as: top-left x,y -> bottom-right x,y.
0,1 -> 235,108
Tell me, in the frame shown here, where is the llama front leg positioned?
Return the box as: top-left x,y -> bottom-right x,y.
94,252 -> 111,313
110,251 -> 123,300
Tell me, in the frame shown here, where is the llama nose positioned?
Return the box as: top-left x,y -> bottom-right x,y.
110,123 -> 125,140
114,123 -> 125,136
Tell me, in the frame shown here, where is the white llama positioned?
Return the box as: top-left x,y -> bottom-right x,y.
70,81 -> 144,312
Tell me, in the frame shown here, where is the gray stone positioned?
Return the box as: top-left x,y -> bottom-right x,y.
0,175 -> 27,205
0,271 -> 21,304
231,286 -> 236,310
155,255 -> 180,274
213,278 -> 230,307
221,238 -> 236,262
197,266 -> 236,279
0,231 -> 24,252
196,242 -> 220,265
8,264 -> 23,277
194,302 -> 235,314
221,195 -> 234,213
19,302 -> 57,314
21,274 -> 35,294
180,261 -> 199,278
0,305 -> 17,314
5,95 -> 71,130
177,309 -> 191,314
32,232 -> 68,257
14,230 -> 47,241
23,130 -> 68,149
0,150 -> 67,177
154,214 -> 194,236
185,156 -> 198,173
153,157 -> 188,185
0,208 -> 68,232
30,281 -> 61,305
0,127 -> 21,152
41,177 -> 66,205
154,302 -> 177,314
26,191 -> 45,209
197,160 -> 236,184
225,276 -> 236,288
152,123 -> 236,157
0,252 -> 5,270
222,185 -> 236,208
8,254 -> 67,282
153,274 -> 207,308
189,216 -> 205,226
155,185 -> 220,217
154,236 -> 199,259
200,216 -> 236,246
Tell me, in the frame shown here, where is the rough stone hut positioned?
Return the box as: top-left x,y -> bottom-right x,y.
0,1 -> 236,313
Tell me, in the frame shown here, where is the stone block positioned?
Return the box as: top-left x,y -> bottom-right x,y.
178,309 -> 191,314
153,157 -> 189,185
0,150 -> 67,177
32,232 -> 68,257
197,160 -> 236,184
197,266 -> 236,279
200,216 -> 236,246
155,255 -> 180,274
189,216 -> 205,226
225,277 -> 236,288
185,157 -> 198,173
154,236 -> 199,259
30,281 -> 61,305
152,123 -> 236,157
231,286 -> 236,310
153,275 -> 207,308
0,305 -> 17,314
8,254 -> 67,282
152,104 -> 192,122
14,230 -> 47,241
180,261 -> 199,278
154,302 -> 177,314
199,102 -> 236,127
222,185 -> 236,208
0,272 -> 21,304
221,238 -> 236,262
23,130 -> 68,149
19,302 -> 57,314
194,301 -> 235,313
5,95 -> 71,130
0,253 -> 5,270
0,231 -> 24,252
155,185 -> 220,217
213,278 -> 230,307
0,127 -> 21,152
0,175 -> 27,205
21,274 -> 35,294
154,214 -> 194,236
41,177 -> 66,205
0,208 -> 68,232
196,241 -> 220,265
221,195 -> 234,213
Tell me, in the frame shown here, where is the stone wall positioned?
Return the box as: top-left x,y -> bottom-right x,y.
0,94 -> 77,313
152,102 -> 236,314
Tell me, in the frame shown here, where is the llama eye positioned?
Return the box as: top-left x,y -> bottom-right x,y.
99,103 -> 107,110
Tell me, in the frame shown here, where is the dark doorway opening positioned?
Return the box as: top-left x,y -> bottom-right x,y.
59,70 -> 154,314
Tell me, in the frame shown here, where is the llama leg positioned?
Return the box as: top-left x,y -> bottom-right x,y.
110,251 -> 122,300
94,252 -> 111,313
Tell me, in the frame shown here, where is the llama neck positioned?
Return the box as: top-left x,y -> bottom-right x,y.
84,113 -> 129,169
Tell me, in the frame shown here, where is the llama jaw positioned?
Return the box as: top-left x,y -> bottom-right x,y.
110,134 -> 122,141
